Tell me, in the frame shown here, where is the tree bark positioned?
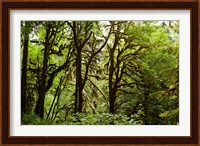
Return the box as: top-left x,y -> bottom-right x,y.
109,34 -> 119,114
75,49 -> 83,113
21,27 -> 29,115
109,49 -> 115,114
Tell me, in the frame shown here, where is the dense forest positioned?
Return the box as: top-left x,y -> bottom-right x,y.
21,21 -> 179,125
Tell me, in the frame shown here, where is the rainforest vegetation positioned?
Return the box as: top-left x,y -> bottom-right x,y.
21,21 -> 179,125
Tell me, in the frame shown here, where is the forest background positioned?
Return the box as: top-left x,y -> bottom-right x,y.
21,21 -> 179,125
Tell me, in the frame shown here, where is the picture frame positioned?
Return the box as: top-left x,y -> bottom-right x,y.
1,1 -> 198,145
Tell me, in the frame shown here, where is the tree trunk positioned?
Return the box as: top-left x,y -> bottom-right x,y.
109,49 -> 115,114
75,49 -> 83,113
72,21 -> 102,113
21,28 -> 29,115
34,25 -> 51,119
109,34 -> 119,114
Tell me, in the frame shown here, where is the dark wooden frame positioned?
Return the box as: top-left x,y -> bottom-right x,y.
1,1 -> 198,144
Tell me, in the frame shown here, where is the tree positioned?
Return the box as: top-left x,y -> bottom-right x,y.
34,21 -> 73,119
21,21 -> 30,115
34,22 -> 52,118
67,21 -> 111,113
21,20 -> 179,125
21,21 -> 37,115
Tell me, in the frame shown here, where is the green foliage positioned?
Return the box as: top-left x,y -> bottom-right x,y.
21,20 -> 179,125
22,112 -> 55,125
160,108 -> 179,124
64,113 -> 142,125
